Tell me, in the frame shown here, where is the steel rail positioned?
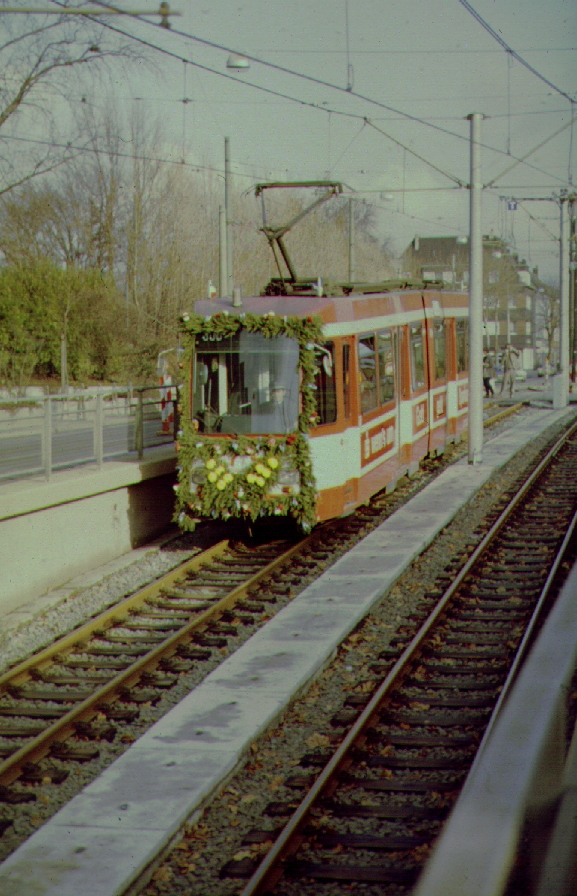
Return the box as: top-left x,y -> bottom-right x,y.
484,401 -> 525,427
466,496 -> 577,783
240,418 -> 577,895
0,540 -> 230,690
0,535 -> 310,786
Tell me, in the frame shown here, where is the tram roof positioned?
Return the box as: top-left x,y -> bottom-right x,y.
193,289 -> 467,326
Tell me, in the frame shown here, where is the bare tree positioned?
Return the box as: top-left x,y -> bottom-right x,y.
535,286 -> 560,365
0,5 -> 136,196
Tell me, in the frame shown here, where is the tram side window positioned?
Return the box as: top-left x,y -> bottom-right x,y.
433,322 -> 446,381
410,324 -> 426,390
377,329 -> 395,404
358,333 -> 378,413
315,342 -> 337,425
456,319 -> 468,373
342,343 -> 351,418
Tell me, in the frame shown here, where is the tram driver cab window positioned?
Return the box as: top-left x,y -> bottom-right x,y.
193,332 -> 299,434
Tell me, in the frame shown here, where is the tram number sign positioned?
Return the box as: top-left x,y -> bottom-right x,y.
361,419 -> 395,467
458,383 -> 469,409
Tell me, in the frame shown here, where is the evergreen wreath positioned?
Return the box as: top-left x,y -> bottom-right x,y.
174,310 -> 324,531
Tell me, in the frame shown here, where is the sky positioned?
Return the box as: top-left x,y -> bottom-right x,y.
9,0 -> 577,282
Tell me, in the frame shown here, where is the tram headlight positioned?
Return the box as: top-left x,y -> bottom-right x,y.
276,465 -> 300,488
190,461 -> 207,492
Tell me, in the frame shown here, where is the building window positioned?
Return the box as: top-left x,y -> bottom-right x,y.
410,324 -> 426,390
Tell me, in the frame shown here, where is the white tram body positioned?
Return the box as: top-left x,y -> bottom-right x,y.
175,287 -> 469,531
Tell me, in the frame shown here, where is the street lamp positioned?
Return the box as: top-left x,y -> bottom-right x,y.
226,54 -> 250,69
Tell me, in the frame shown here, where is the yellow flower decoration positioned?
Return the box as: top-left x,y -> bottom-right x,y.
262,468 -> 271,479
256,476 -> 265,487
255,463 -> 266,476
223,472 -> 233,484
207,471 -> 218,483
216,479 -> 226,491
267,457 -> 279,469
215,466 -> 225,477
206,458 -> 216,470
246,473 -> 256,484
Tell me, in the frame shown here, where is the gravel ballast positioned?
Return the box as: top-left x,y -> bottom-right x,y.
132,408 -> 573,896
0,404 -> 550,874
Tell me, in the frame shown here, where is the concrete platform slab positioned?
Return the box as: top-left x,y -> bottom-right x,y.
0,826 -> 167,896
1,405 -> 574,896
51,743 -> 237,831
0,448 -> 177,614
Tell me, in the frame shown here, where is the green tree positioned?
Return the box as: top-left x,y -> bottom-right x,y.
0,261 -> 128,387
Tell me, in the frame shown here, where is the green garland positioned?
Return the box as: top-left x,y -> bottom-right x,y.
174,310 -> 324,531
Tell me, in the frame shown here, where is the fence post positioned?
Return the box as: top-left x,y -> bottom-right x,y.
173,385 -> 180,440
43,396 -> 52,481
94,392 -> 104,468
134,390 -> 144,460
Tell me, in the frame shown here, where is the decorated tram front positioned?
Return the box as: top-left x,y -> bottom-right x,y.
174,309 -> 325,533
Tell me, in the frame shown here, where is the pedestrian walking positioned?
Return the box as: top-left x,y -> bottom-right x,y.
483,354 -> 495,398
500,343 -> 520,398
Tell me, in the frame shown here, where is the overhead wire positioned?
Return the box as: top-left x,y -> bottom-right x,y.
41,0 -> 573,253
486,115 -> 577,186
52,7 -> 575,188
328,119 -> 366,175
0,132 -> 260,180
517,202 -> 559,242
65,0 -> 573,175
365,119 -> 466,187
457,0 -> 576,104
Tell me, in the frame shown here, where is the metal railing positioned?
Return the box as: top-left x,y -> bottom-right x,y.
0,384 -> 180,483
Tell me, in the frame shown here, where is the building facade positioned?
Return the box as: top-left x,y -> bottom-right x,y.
401,234 -> 558,369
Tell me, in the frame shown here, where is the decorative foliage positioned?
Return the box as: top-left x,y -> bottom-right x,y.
174,310 -> 324,531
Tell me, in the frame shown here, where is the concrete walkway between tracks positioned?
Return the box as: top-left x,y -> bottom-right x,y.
0,405 -> 575,896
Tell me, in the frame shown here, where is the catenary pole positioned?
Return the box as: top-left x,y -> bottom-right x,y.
224,137 -> 233,297
468,113 -> 484,464
219,205 -> 227,298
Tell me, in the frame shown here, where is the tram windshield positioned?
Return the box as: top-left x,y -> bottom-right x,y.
193,331 -> 300,434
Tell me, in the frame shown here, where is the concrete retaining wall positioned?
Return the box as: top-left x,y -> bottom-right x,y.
0,449 -> 177,617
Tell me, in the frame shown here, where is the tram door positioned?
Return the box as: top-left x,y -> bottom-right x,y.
427,319 -> 449,454
396,325 -> 414,466
340,337 -> 357,511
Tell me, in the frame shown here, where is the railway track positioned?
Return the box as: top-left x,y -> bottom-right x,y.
0,538 -> 311,795
228,418 -> 577,896
0,403 -> 530,852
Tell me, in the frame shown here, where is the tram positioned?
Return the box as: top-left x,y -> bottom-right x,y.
174,285 -> 469,533
174,180 -> 468,532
